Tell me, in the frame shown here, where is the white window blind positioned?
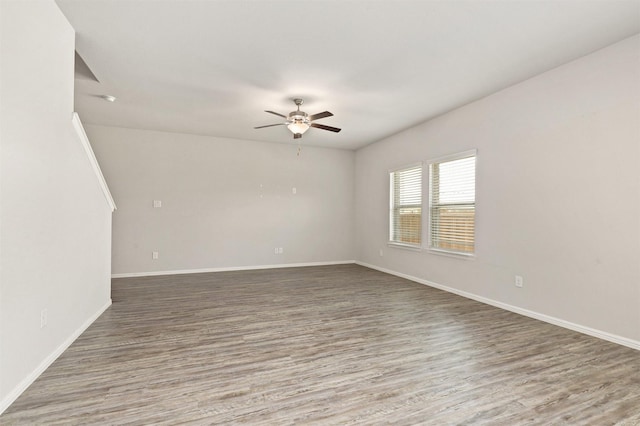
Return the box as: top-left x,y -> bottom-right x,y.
429,152 -> 476,254
390,165 -> 422,246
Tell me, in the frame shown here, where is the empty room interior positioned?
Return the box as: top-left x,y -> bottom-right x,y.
1,0 -> 640,423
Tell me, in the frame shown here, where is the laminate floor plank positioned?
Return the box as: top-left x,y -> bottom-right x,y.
2,264 -> 639,424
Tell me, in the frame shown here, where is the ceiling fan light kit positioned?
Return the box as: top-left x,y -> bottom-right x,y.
255,98 -> 341,140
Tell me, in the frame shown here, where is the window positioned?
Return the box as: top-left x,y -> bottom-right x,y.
389,165 -> 422,247
428,150 -> 476,255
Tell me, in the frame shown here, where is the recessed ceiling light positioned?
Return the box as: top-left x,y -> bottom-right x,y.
100,95 -> 116,102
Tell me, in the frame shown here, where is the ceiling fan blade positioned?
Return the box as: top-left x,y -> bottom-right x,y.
265,110 -> 287,118
311,123 -> 341,133
308,111 -> 333,121
254,123 -> 285,129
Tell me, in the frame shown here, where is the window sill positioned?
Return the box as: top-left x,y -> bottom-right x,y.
387,242 -> 422,252
387,243 -> 476,259
426,248 -> 476,260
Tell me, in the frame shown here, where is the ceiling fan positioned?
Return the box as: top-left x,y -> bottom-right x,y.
254,98 -> 341,139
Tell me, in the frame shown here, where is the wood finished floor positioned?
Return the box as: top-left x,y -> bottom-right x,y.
2,264 -> 639,425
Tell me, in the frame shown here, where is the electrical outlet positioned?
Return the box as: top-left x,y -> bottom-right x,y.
40,309 -> 47,328
152,251 -> 159,260
153,200 -> 162,208
379,249 -> 384,257
515,275 -> 524,288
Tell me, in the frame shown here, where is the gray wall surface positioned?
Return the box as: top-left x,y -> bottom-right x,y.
0,0 -> 113,410
87,125 -> 356,275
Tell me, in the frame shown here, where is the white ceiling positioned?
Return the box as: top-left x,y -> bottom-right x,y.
56,0 -> 640,150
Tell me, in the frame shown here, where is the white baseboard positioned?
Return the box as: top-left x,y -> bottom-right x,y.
356,261 -> 640,351
112,260 -> 357,279
0,299 -> 113,415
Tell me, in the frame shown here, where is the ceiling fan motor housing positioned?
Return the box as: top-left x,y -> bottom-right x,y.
288,110 -> 310,124
288,98 -> 310,126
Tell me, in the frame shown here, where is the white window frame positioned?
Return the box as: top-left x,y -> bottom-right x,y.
427,149 -> 477,257
388,163 -> 423,249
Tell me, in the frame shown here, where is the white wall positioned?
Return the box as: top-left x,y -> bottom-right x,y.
0,0 -> 113,412
86,125 -> 355,276
355,35 -> 640,346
